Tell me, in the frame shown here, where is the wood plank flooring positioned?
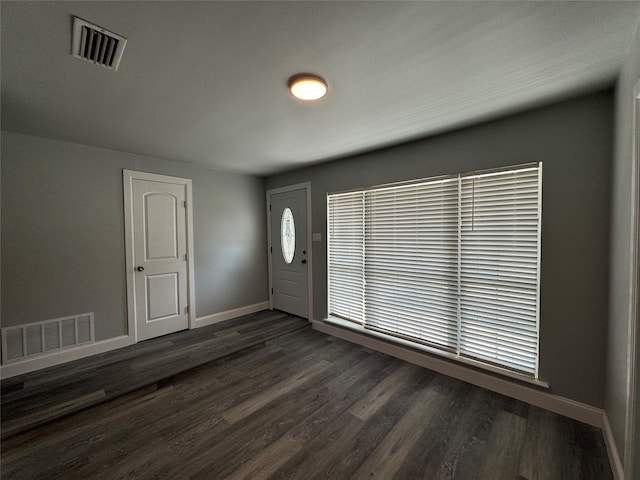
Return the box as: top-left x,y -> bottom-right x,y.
1,311 -> 612,479
1,310 -> 306,439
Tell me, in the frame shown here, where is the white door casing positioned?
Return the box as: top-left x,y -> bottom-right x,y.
267,183 -> 312,319
625,80 -> 640,479
123,170 -> 196,342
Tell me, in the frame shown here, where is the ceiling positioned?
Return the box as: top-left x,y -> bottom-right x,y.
2,2 -> 639,176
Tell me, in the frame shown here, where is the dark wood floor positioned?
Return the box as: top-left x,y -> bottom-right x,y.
1,311 -> 612,479
1,310 -> 306,439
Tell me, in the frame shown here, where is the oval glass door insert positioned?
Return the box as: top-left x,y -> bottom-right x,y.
281,207 -> 295,264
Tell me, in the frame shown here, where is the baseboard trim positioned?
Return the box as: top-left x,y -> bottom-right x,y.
603,411 -> 625,480
195,302 -> 269,328
0,335 -> 131,379
313,319 -> 603,427
0,303 -> 270,379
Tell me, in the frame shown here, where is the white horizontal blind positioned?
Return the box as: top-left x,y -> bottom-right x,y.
459,166 -> 541,374
326,163 -> 542,377
364,179 -> 460,350
328,192 -> 365,324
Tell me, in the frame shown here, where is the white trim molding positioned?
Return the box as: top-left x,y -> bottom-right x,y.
603,411 -> 625,480
185,179 -> 197,330
266,182 -> 313,320
313,319 -> 603,427
122,170 -> 196,343
623,80 -> 640,480
195,302 -> 269,328
0,335 -> 130,379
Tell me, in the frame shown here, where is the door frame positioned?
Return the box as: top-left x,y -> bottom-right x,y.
123,170 -> 196,343
266,182 -> 313,320
625,80 -> 640,478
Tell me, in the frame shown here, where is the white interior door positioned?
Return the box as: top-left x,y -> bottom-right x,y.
270,188 -> 308,318
130,177 -> 189,341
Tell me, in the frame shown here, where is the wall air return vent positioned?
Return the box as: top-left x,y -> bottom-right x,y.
71,17 -> 127,71
1,313 -> 95,364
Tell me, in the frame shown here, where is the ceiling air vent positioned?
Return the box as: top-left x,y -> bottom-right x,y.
71,17 -> 127,71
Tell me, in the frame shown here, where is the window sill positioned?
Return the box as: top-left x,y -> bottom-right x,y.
323,316 -> 550,389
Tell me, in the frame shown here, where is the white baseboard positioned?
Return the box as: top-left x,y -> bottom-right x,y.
0,335 -> 131,379
0,304 -> 269,379
603,411 -> 625,480
195,301 -> 269,328
313,319 -> 603,427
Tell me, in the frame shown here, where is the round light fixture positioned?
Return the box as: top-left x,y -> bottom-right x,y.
288,74 -> 328,101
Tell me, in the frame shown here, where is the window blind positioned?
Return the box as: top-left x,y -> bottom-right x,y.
459,167 -> 541,374
364,178 -> 460,351
327,192 -> 365,324
327,163 -> 542,377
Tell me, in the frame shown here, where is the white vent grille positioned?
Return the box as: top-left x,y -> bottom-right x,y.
1,313 -> 95,364
71,17 -> 127,71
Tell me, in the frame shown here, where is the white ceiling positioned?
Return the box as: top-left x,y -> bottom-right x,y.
2,1 -> 639,176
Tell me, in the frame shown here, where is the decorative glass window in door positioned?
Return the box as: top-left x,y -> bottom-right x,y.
281,207 -> 295,264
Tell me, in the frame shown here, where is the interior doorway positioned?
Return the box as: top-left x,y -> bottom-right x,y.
123,170 -> 196,342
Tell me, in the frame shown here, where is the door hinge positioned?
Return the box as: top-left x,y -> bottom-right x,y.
185,305 -> 190,314
184,252 -> 189,261
269,204 -> 272,211
270,246 -> 272,253
271,288 -> 273,294
183,200 -> 187,208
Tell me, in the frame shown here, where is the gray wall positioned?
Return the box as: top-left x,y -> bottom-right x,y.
606,18 -> 640,478
266,91 -> 613,407
1,131 -> 268,341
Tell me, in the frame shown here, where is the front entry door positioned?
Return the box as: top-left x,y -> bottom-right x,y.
270,188 -> 308,318
130,175 -> 189,341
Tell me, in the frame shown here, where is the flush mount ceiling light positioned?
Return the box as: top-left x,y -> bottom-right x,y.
288,74 -> 328,101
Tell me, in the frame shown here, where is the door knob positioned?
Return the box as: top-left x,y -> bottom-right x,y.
136,266 -> 145,272
301,259 -> 307,264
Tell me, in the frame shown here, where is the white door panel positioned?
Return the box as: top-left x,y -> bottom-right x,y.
270,188 -> 308,318
144,193 -> 179,260
132,179 -> 188,341
146,273 -> 179,320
